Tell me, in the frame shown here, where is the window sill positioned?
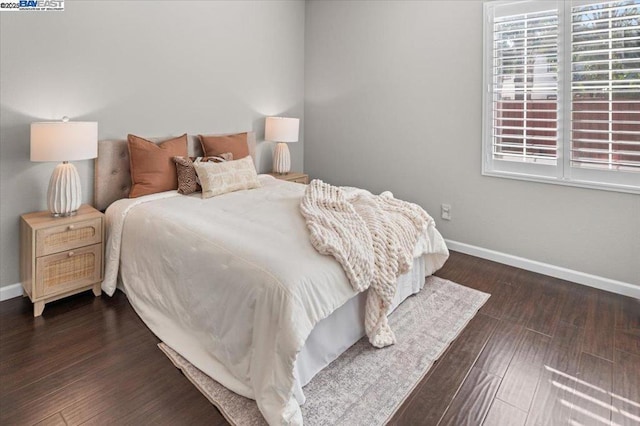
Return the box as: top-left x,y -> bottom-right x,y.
481,170 -> 640,195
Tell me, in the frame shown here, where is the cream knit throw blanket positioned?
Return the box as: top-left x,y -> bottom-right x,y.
300,179 -> 433,348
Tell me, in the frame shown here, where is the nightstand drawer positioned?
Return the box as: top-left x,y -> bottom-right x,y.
289,176 -> 309,184
36,218 -> 102,257
35,243 -> 103,297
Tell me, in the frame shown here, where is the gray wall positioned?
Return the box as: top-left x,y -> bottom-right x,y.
304,0 -> 639,286
0,0 -> 305,289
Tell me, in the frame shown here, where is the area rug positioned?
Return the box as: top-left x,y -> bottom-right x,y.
158,276 -> 489,425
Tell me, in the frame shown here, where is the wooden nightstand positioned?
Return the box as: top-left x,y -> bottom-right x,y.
20,204 -> 105,317
268,172 -> 309,184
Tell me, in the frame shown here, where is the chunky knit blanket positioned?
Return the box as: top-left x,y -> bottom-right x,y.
300,179 -> 433,348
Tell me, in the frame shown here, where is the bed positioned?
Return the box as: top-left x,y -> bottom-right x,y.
96,133 -> 450,425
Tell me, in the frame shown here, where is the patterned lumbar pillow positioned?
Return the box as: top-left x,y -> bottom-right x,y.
193,155 -> 261,199
173,153 -> 233,195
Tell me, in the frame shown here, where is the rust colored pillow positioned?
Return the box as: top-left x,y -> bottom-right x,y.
128,134 -> 188,198
199,133 -> 250,160
172,154 -> 233,195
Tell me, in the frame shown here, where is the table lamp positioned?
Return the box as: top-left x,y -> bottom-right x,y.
30,118 -> 98,216
265,117 -> 299,174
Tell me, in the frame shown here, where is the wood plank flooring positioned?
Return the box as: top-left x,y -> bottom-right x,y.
1,251 -> 638,425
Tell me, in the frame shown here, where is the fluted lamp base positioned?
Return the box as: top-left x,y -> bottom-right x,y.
47,162 -> 82,217
273,142 -> 291,175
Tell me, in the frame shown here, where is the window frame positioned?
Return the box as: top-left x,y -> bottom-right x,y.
482,0 -> 640,195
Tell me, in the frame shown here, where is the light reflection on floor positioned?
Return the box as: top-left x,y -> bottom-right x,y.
544,365 -> 640,425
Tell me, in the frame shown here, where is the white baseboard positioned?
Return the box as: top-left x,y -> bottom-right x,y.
0,283 -> 23,302
445,240 -> 639,300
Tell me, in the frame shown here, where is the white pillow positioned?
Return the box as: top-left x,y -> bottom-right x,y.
193,155 -> 261,199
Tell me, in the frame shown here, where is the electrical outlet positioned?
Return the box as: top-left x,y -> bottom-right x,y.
441,204 -> 452,221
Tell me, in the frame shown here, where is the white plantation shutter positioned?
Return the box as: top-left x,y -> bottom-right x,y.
484,0 -> 640,193
570,1 -> 640,173
492,7 -> 559,167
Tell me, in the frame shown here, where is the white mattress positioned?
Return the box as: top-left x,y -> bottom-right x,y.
102,175 -> 449,425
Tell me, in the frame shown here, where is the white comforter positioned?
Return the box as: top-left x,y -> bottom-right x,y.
102,175 -> 449,425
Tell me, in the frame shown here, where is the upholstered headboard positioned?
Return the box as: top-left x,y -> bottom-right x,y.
94,132 -> 257,211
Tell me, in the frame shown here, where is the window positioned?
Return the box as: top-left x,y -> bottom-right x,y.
483,0 -> 640,193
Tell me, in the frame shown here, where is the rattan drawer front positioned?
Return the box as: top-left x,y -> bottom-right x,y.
35,244 -> 102,298
36,218 -> 102,257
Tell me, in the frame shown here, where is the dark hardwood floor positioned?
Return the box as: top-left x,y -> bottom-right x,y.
1,251 -> 638,425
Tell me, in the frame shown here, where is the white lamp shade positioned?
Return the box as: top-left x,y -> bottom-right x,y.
30,121 -> 98,162
265,117 -> 299,143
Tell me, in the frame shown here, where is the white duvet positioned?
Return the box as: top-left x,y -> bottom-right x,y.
102,175 -> 449,425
